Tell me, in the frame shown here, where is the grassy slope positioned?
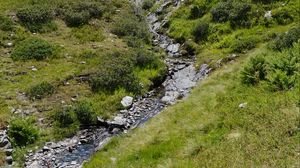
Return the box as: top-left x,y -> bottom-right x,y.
85,0 -> 300,167
84,45 -> 299,167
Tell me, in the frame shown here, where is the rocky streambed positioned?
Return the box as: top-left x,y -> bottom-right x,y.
23,0 -> 211,167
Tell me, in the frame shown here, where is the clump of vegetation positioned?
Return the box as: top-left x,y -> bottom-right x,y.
71,25 -> 105,43
53,106 -> 77,128
231,36 -> 259,53
134,49 -> 156,68
16,5 -> 54,32
11,38 -> 55,61
64,10 -> 90,27
0,15 -> 14,31
112,13 -> 151,44
74,101 -> 96,126
273,8 -> 294,25
90,52 -> 141,93
241,55 -> 267,85
189,4 -> 207,19
8,118 -> 39,147
142,0 -> 155,10
269,27 -> 300,51
80,50 -> 98,58
193,22 -> 209,42
27,82 -> 55,100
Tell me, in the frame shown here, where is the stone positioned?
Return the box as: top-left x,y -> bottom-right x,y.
31,66 -> 38,71
264,11 -> 272,19
239,102 -> 247,108
0,138 -> 9,147
121,96 -> 133,108
6,42 -> 13,47
167,43 -> 180,53
5,149 -> 13,156
27,161 -> 39,168
43,146 -> 51,152
6,156 -> 13,164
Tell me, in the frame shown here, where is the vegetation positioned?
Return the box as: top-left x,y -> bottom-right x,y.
8,118 -> 39,147
11,38 -> 55,61
74,101 -> 97,126
26,82 -> 55,100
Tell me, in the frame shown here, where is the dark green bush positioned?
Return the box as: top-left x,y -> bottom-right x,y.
64,11 -> 90,27
134,49 -> 156,68
27,82 -> 55,100
266,70 -> 296,91
210,1 -> 231,23
142,0 -> 155,10
11,38 -> 55,61
193,22 -> 209,42
16,5 -> 53,32
273,9 -> 294,25
270,27 -> 300,51
73,2 -> 103,18
53,107 -> 76,128
74,101 -> 96,126
90,52 -> 141,93
190,5 -> 207,19
8,118 -> 39,146
0,15 -> 14,31
112,13 -> 150,43
241,55 -> 267,85
231,36 -> 259,53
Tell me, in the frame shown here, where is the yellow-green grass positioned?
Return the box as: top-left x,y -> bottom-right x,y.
84,45 -> 299,167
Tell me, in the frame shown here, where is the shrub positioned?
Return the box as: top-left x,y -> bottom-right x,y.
189,4 -> 207,19
90,52 -> 141,93
112,13 -> 150,43
71,25 -> 105,43
142,0 -> 155,10
210,1 -> 231,23
241,55 -> 267,85
231,36 -> 259,53
270,27 -> 300,51
16,5 -> 53,32
0,15 -> 14,31
193,22 -> 209,42
80,50 -> 97,58
73,2 -> 103,18
11,38 -> 55,61
64,10 -> 90,27
134,49 -> 156,68
27,82 -> 55,100
74,101 -> 96,126
53,106 -> 76,128
273,8 -> 294,25
266,70 -> 296,91
8,118 -> 39,146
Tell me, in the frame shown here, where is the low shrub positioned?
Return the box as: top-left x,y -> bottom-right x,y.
0,15 -> 14,31
266,70 -> 296,91
189,4 -> 207,19
74,101 -> 96,126
193,22 -> 209,42
142,0 -> 155,10
273,8 -> 294,25
231,36 -> 259,53
11,38 -> 55,61
53,106 -> 76,128
73,2 -> 103,18
241,55 -> 267,85
210,1 -> 231,23
27,82 -> 55,100
134,49 -> 156,68
71,25 -> 105,43
8,118 -> 39,146
80,50 -> 98,58
16,5 -> 53,32
64,10 -> 90,27
270,27 -> 300,51
90,52 -> 141,93
112,13 -> 151,43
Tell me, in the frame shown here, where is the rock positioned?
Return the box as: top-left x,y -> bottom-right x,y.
6,156 -> 13,164
71,161 -> 77,165
6,42 -> 13,47
5,149 -> 13,156
27,161 -> 39,168
167,43 -> 180,54
239,102 -> 247,108
31,66 -> 38,71
264,11 -> 272,19
0,138 -> 9,147
121,96 -> 133,108
42,146 -> 51,152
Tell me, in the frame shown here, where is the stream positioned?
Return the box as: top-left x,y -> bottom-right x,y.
24,1 -> 211,167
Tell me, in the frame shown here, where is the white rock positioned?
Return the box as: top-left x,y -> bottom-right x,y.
121,96 -> 133,108
264,11 -> 272,19
239,102 -> 247,108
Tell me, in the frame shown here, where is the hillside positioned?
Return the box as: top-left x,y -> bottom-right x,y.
0,0 -> 299,167
84,0 -> 300,167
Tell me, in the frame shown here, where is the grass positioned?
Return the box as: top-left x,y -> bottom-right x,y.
84,45 -> 299,167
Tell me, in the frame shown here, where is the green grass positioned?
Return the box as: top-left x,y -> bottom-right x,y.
84,45 -> 299,168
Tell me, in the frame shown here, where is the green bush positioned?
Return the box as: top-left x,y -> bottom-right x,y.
231,36 -> 259,53
16,5 -> 53,32
142,0 -> 155,10
210,1 -> 231,23
64,10 -> 90,27
11,38 -> 55,61
53,106 -> 76,128
266,70 -> 296,91
27,82 -> 55,100
189,2 -> 208,19
112,13 -> 151,43
193,22 -> 209,42
73,2 -> 103,18
273,8 -> 294,25
90,52 -> 141,93
74,101 -> 96,126
0,15 -> 14,31
8,118 -> 39,146
134,49 -> 156,68
241,55 -> 267,85
71,25 -> 105,43
270,27 -> 300,51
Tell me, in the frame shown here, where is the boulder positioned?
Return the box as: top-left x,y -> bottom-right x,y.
6,156 -> 13,165
121,96 -> 133,108
239,102 -> 247,108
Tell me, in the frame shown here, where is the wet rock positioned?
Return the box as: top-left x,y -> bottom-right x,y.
6,156 -> 13,164
121,96 -> 133,108
0,137 -> 9,147
5,149 -> 13,156
167,43 -> 180,54
43,146 -> 51,152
